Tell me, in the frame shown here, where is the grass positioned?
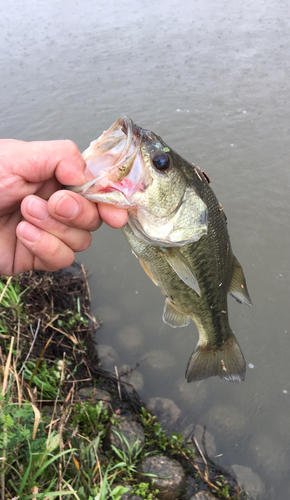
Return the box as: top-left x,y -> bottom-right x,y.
0,268 -> 250,500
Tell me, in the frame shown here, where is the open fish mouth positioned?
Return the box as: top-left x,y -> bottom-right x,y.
68,116 -> 208,247
70,116 -> 146,207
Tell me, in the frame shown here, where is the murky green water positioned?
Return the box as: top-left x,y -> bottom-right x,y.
2,0 -> 290,496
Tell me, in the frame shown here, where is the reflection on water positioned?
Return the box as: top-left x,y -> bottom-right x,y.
2,0 -> 290,497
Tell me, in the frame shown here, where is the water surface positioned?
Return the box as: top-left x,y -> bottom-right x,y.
1,0 -> 290,496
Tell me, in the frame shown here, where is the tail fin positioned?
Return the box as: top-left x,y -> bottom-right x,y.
185,333 -> 246,382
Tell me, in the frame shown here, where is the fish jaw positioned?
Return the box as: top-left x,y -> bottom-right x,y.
68,116 -> 149,209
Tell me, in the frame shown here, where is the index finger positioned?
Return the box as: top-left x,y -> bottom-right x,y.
47,190 -> 102,231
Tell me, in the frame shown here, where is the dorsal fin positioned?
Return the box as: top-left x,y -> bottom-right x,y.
229,257 -> 252,307
163,299 -> 190,328
161,248 -> 201,296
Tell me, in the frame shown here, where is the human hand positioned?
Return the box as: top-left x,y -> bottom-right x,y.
0,139 -> 128,276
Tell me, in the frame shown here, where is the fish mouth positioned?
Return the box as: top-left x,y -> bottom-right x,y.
71,116 -> 146,207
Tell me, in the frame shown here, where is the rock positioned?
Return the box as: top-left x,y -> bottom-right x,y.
138,455 -> 186,500
97,344 -> 119,370
189,492 -> 216,500
175,377 -> 208,407
182,424 -> 217,458
77,387 -> 112,413
119,365 -> 144,393
232,464 -> 266,500
106,417 -> 145,452
116,326 -> 144,353
141,349 -> 175,370
204,404 -> 246,443
147,397 -> 181,428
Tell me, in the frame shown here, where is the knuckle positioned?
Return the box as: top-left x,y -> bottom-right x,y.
75,232 -> 92,252
63,139 -> 80,158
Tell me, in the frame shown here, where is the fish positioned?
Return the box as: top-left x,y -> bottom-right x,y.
68,116 -> 252,382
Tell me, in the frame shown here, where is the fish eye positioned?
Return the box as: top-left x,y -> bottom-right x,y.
152,152 -> 170,171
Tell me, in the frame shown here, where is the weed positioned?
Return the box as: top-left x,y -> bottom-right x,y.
133,481 -> 160,499
110,430 -> 148,477
140,407 -> 188,455
74,400 -> 111,439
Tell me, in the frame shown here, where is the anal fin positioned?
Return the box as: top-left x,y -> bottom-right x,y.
163,298 -> 190,328
229,257 -> 252,307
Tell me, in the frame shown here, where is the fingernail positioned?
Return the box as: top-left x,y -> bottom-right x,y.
27,197 -> 49,220
19,222 -> 41,242
55,195 -> 80,218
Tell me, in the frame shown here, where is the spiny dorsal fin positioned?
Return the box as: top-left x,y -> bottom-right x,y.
161,248 -> 201,296
163,299 -> 190,328
229,257 -> 252,307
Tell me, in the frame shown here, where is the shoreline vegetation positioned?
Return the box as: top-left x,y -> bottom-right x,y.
0,264 -> 249,499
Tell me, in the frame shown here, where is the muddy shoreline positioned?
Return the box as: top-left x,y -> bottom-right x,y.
0,264 -> 253,499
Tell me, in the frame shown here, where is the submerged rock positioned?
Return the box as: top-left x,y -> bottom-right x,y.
119,364 -> 144,393
182,424 -> 217,458
147,397 -> 181,428
97,344 -> 119,370
141,349 -> 176,370
175,377 -> 208,407
95,305 -> 121,324
232,464 -> 266,500
204,404 -> 246,443
116,325 -> 144,353
138,455 -> 186,500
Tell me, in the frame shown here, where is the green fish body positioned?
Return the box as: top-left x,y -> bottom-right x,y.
68,116 -> 251,382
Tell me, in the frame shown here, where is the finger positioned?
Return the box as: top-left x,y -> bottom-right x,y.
0,139 -> 88,186
35,177 -> 61,200
20,196 -> 92,252
97,202 -> 128,228
47,190 -> 102,231
16,221 -> 76,272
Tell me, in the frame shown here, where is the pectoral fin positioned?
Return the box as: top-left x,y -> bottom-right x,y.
161,248 -> 201,296
163,299 -> 190,328
229,257 -> 252,307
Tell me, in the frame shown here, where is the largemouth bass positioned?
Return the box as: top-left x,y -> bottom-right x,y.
69,116 -> 252,382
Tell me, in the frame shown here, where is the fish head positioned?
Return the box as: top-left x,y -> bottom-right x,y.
69,116 -> 208,247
